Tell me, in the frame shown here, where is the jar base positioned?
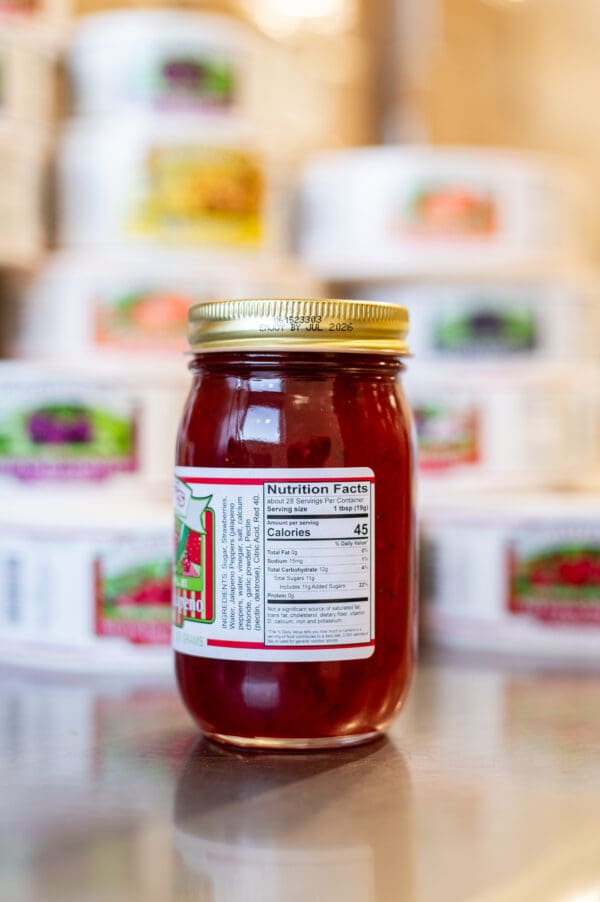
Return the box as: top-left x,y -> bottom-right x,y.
203,729 -> 383,751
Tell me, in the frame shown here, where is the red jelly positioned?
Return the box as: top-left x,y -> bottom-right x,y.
174,299 -> 416,749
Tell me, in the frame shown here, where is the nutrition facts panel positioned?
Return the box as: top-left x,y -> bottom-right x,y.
263,472 -> 375,655
174,466 -> 376,663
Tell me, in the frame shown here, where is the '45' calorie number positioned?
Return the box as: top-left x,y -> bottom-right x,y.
354,523 -> 369,536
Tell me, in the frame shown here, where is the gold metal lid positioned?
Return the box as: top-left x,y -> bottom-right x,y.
188,298 -> 410,355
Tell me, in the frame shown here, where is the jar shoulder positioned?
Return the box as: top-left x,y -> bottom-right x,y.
177,369 -> 412,470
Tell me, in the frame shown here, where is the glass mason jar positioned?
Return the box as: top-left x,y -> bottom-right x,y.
174,298 -> 416,749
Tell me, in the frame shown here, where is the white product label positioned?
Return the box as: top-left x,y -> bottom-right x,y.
0,528 -> 172,649
173,467 -> 375,662
422,515 -> 600,643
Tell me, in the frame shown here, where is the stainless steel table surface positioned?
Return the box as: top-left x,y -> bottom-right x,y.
1,652 -> 599,902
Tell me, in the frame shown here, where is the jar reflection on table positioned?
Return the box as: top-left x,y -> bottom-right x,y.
0,670 -> 181,809
173,737 -> 414,902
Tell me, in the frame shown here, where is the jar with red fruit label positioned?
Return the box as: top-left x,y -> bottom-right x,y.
174,298 -> 416,749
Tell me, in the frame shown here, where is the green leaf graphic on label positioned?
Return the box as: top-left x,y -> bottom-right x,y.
0,404 -> 133,460
156,57 -> 236,106
434,307 -> 537,354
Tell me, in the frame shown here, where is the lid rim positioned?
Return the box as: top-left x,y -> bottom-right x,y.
187,344 -> 411,356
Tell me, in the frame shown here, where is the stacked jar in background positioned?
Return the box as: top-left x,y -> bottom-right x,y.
299,145 -> 600,664
0,8 -> 320,673
0,16 -> 55,271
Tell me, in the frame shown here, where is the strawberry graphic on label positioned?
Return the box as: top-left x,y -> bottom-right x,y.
181,529 -> 201,578
509,542 -> 600,625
